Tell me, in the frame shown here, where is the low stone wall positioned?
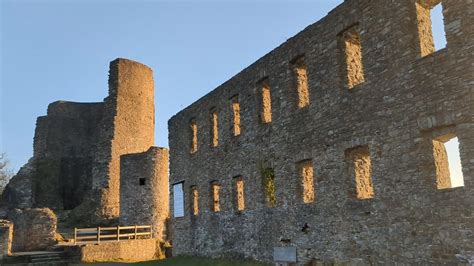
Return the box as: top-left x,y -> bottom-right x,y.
8,208 -> 57,252
78,239 -> 157,262
0,220 -> 13,259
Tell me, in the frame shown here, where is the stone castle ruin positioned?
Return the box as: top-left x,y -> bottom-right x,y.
1,0 -> 473,264
168,0 -> 473,264
1,59 -> 169,260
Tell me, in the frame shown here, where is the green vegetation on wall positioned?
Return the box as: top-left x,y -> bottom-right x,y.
258,162 -> 276,207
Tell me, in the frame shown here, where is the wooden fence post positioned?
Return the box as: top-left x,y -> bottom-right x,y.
74,228 -> 77,244
97,227 -> 101,244
117,225 -> 120,241
135,225 -> 138,240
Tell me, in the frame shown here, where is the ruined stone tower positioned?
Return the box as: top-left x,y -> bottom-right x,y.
120,147 -> 170,240
90,58 -> 155,220
3,58 -> 166,226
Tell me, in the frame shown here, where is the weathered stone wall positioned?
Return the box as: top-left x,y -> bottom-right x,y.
169,0 -> 474,264
3,102 -> 104,212
9,208 -> 57,252
91,58 -> 155,221
120,147 -> 169,239
33,101 -> 104,210
0,220 -> 13,258
77,239 -> 157,263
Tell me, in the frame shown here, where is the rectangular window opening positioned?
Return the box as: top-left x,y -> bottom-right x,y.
210,110 -> 218,147
341,25 -> 365,89
234,176 -> 245,211
139,178 -> 146,186
173,182 -> 184,218
291,56 -> 310,108
191,186 -> 199,216
210,181 -> 221,212
259,79 -> 272,123
260,167 -> 276,207
298,160 -> 315,203
231,96 -> 241,136
415,0 -> 446,57
190,119 -> 198,153
433,135 -> 464,189
346,146 -> 374,199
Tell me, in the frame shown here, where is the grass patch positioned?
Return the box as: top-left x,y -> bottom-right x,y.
75,256 -> 269,266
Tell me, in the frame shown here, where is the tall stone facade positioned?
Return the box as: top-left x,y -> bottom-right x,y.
2,58 -> 163,227
168,0 -> 474,264
120,147 -> 170,240
34,101 -> 104,211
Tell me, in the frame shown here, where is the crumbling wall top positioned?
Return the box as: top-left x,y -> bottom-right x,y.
47,101 -> 104,117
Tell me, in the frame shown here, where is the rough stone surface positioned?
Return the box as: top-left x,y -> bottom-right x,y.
260,80 -> 272,124
9,208 -> 57,252
346,146 -> 373,200
191,186 -> 199,215
190,120 -> 198,154
235,177 -> 245,211
432,139 -> 451,189
415,0 -> 439,57
298,160 -> 315,203
292,57 -> 310,108
33,101 -> 104,211
342,25 -> 365,89
77,239 -> 157,262
211,182 -> 221,212
231,96 -> 241,136
0,220 -> 13,258
120,147 -> 169,240
211,110 -> 219,147
169,0 -> 473,264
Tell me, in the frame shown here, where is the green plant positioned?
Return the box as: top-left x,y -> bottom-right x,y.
258,162 -> 276,207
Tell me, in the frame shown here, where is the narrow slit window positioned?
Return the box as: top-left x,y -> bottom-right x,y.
341,25 -> 365,89
210,110 -> 218,147
210,181 -> 221,212
346,146 -> 374,199
173,182 -> 184,218
260,79 -> 272,123
292,56 -> 310,108
298,160 -> 315,203
433,135 -> 464,189
234,176 -> 245,211
231,96 -> 241,136
190,119 -> 198,153
260,167 -> 276,207
191,186 -> 199,216
139,178 -> 146,186
415,0 -> 446,57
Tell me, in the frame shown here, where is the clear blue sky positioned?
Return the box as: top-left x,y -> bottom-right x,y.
1,0 -> 447,172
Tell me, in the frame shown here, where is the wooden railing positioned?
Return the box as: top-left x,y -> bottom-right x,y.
74,225 -> 152,244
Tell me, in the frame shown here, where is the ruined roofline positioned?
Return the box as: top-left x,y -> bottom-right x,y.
45,57 -> 154,117
168,2 -> 346,122
107,58 -> 154,103
46,100 -> 104,117
120,146 -> 169,160
110,58 -> 153,73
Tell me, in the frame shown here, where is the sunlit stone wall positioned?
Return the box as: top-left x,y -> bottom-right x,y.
168,0 -> 474,264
